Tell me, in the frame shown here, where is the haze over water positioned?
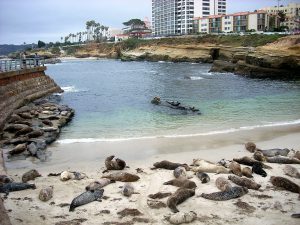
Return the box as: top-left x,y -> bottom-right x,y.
46,59 -> 300,143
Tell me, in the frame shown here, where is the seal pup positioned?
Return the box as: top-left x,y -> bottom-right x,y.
39,186 -> 54,202
242,167 -> 253,178
266,156 -> 300,164
102,172 -> 140,182
153,160 -> 189,170
252,162 -> 267,177
200,186 -> 248,201
253,151 -> 266,162
283,165 -> 300,179
215,177 -> 232,191
245,142 -> 257,153
228,175 -> 261,190
148,192 -> 172,199
228,161 -> 243,177
104,155 -> 126,171
69,189 -> 104,212
22,169 -> 41,183
85,179 -> 115,191
60,171 -> 87,181
167,188 -> 195,213
121,183 -> 135,197
147,199 -> 166,209
196,172 -> 210,183
0,175 -> 13,185
173,167 -> 188,179
234,156 -> 272,169
191,159 -> 229,174
164,178 -> 197,189
164,211 -> 197,224
270,176 -> 300,193
0,182 -> 36,195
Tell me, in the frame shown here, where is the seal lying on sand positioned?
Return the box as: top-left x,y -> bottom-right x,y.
164,178 -> 197,189
215,177 -> 232,191
104,155 -> 126,171
85,179 -> 115,191
191,159 -> 229,174
39,186 -> 54,202
228,162 -> 242,177
102,172 -> 140,182
153,160 -> 189,170
252,162 -> 267,177
242,167 -> 253,178
294,151 -> 300,160
164,211 -> 197,224
196,172 -> 210,183
173,167 -> 188,179
283,165 -> 300,179
121,183 -> 135,197
0,182 -> 36,195
270,176 -> 300,193
148,192 -> 172,199
0,175 -> 13,184
245,142 -> 257,153
266,156 -> 300,164
22,169 -> 41,183
60,171 -> 87,181
69,189 -> 104,212
201,186 -> 248,201
234,156 -> 272,169
228,175 -> 261,190
258,148 -> 290,157
167,188 -> 195,213
253,151 -> 266,162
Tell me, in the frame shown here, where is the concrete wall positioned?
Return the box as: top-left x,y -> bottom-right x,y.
248,14 -> 258,31
0,67 -> 62,131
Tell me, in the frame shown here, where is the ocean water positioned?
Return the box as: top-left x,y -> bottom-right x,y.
46,59 -> 300,143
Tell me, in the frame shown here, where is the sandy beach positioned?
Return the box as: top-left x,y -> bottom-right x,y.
2,126 -> 300,225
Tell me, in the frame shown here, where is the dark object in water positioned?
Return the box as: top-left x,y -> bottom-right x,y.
69,189 -> 104,212
166,101 -> 181,107
252,162 -> 267,177
0,182 -> 36,195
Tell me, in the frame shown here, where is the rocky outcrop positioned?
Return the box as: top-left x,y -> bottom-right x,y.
0,67 -> 63,131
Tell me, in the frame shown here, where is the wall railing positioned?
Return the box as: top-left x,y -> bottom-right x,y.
0,58 -> 45,73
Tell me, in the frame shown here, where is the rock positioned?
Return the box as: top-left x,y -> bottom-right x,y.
29,139 -> 47,150
147,199 -> 166,209
8,114 -> 22,123
28,143 -> 38,156
210,60 -> 236,73
42,127 -> 59,132
44,131 -> 59,144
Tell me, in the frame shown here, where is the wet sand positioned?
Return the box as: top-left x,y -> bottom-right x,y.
2,127 -> 300,225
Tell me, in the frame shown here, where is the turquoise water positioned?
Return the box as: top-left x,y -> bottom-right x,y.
46,59 -> 300,142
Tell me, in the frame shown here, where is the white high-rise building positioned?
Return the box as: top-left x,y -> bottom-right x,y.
152,0 -> 227,36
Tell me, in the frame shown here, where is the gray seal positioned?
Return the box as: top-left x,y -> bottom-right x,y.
153,160 -> 189,170
228,175 -> 261,190
69,189 -> 104,212
201,186 -> 248,201
102,172 -> 140,182
266,156 -> 300,164
196,172 -> 210,183
0,182 -> 36,195
283,165 -> 300,179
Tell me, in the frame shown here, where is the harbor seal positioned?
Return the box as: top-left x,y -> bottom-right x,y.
191,159 -> 230,174
85,179 -> 115,191
0,182 -> 36,195
69,189 -> 104,212
228,175 -> 261,190
215,177 -> 232,191
167,188 -> 195,213
39,186 -> 54,202
283,165 -> 300,179
242,167 -> 253,178
0,175 -> 13,184
228,161 -> 243,177
196,172 -> 210,183
252,162 -> 267,177
148,192 -> 172,199
253,151 -> 266,162
121,183 -> 135,197
22,169 -> 41,183
104,155 -> 126,171
201,186 -> 248,201
15,127 -> 34,137
164,178 -> 197,189
102,172 -> 140,182
60,171 -> 87,181
9,143 -> 27,155
266,156 -> 300,164
153,160 -> 189,170
234,156 -> 272,169
294,151 -> 300,160
173,167 -> 188,179
258,148 -> 290,157
147,199 -> 166,209
245,142 -> 257,153
270,176 -> 300,193
164,211 -> 197,224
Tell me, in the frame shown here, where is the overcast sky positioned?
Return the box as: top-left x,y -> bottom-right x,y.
0,0 -> 298,44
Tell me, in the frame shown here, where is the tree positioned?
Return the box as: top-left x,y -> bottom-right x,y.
278,11 -> 286,23
123,19 -> 145,27
38,40 -> 46,48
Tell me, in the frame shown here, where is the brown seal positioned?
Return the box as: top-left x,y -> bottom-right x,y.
105,155 -> 126,171
215,177 -> 232,191
266,156 -> 300,164
164,178 -> 197,189
167,188 -> 195,213
242,167 -> 253,178
245,142 -> 257,153
102,172 -> 140,182
9,143 -> 27,155
153,160 -> 189,170
201,186 -> 248,201
233,156 -> 272,169
147,199 -> 166,209
148,192 -> 172,199
15,127 -> 34,137
253,151 -> 266,162
294,151 -> 300,160
270,176 -> 300,193
228,161 -> 242,177
283,165 -> 300,179
228,175 -> 261,190
39,186 -> 54,202
22,169 -> 41,183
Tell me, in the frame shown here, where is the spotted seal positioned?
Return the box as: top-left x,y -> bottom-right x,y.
228,175 -> 261,190
196,172 -> 210,183
167,188 -> 195,213
266,156 -> 300,164
85,179 -> 115,191
153,160 -> 189,170
104,155 -> 126,171
39,186 -> 54,202
270,176 -> 300,193
241,167 -> 253,178
283,165 -> 300,179
164,178 -> 197,189
258,148 -> 290,157
69,189 -> 104,212
215,177 -> 232,191
200,186 -> 248,201
22,169 -> 41,183
164,211 -> 197,224
228,161 -> 242,177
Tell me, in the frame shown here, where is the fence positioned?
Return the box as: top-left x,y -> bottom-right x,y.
0,58 -> 45,73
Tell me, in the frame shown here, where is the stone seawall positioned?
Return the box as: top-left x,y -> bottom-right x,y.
0,67 -> 62,131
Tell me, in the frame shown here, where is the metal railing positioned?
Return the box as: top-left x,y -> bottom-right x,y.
0,58 -> 45,73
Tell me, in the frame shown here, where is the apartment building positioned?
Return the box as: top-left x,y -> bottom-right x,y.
194,10 -> 269,34
151,0 -> 227,36
260,3 -> 300,31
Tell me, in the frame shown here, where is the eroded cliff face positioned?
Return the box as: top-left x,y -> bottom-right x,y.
0,67 -> 62,131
